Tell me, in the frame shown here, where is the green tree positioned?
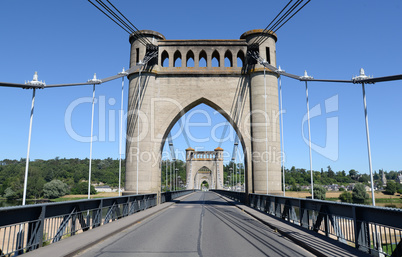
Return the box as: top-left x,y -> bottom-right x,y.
384,180 -> 397,195
4,187 -> 16,200
349,169 -> 358,180
327,166 -> 334,178
43,180 -> 69,199
352,183 -> 369,204
71,182 -> 96,195
358,174 -> 370,183
339,191 -> 353,203
313,185 -> 326,200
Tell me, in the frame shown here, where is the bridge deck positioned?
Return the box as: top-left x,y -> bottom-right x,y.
75,191 -> 313,257
24,192 -> 370,257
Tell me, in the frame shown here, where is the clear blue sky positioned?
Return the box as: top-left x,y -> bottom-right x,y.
1,1 -> 401,174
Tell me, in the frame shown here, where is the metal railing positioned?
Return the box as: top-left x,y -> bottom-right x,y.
161,190 -> 196,203
0,194 -> 157,256
212,190 -> 402,257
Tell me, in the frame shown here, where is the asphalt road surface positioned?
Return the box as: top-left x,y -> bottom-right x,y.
76,191 -> 314,257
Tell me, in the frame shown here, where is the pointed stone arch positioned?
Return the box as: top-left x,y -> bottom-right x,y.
237,50 -> 245,67
224,50 -> 233,67
126,29 -> 281,196
199,50 -> 207,67
173,50 -> 182,67
212,50 -> 220,67
161,50 -> 169,67
186,50 -> 195,67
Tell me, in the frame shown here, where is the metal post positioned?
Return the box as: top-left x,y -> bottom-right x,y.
173,161 -> 176,191
88,84 -> 96,199
170,160 -> 172,191
137,67 -> 142,195
175,168 -> 179,191
231,163 -> 234,190
279,77 -> 286,196
305,81 -> 314,199
22,88 -> 36,206
165,160 -> 168,192
362,82 -> 375,206
264,67 -> 269,195
241,165 -> 243,192
229,167 -> 233,191
235,163 -> 237,191
118,75 -> 124,197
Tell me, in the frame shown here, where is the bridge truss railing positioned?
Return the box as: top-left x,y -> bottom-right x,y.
212,190 -> 402,256
161,190 -> 196,203
0,193 -> 157,256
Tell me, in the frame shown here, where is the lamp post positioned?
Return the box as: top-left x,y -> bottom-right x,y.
165,159 -> 168,192
229,167 -> 233,190
22,72 -> 45,206
175,168 -> 178,191
235,163 -> 238,191
170,160 -> 172,191
263,63 -> 269,195
278,69 -> 286,197
87,73 -> 101,200
118,68 -> 128,197
301,71 -> 314,199
353,68 -> 375,206
136,61 -> 145,194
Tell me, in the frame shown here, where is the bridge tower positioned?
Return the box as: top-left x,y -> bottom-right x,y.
125,29 -> 281,196
185,147 -> 224,190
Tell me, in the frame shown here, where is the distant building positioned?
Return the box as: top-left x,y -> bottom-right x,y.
381,170 -> 387,186
95,185 -> 117,193
397,174 -> 402,184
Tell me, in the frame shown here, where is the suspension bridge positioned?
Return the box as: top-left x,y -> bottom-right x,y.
1,1 -> 402,256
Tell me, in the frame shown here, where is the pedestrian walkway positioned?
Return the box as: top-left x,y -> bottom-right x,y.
218,194 -> 371,257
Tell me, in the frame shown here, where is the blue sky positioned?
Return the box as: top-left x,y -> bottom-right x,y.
1,1 -> 401,174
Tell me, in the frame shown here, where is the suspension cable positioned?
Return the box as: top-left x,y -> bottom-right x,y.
273,0 -> 311,33
96,0 -> 150,46
105,0 -> 152,45
254,0 -> 295,45
254,0 -> 311,46
88,0 -> 131,34
259,0 -> 311,46
269,0 -> 304,33
88,0 -> 151,46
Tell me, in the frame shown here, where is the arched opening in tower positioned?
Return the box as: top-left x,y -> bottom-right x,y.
160,103 -> 245,192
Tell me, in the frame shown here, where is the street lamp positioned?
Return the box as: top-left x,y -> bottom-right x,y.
300,70 -> 314,199
175,168 -> 179,191
87,73 -> 102,200
229,167 -> 233,190
353,68 -> 375,206
22,72 -> 45,206
118,68 -> 128,197
136,61 -> 145,195
263,62 -> 269,195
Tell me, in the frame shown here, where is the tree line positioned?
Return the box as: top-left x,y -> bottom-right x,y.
0,157 -> 125,200
285,165 -> 401,190
1,157 -> 400,202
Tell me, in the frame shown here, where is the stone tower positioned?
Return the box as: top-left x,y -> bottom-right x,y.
185,147 -> 224,190
125,29 -> 281,196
